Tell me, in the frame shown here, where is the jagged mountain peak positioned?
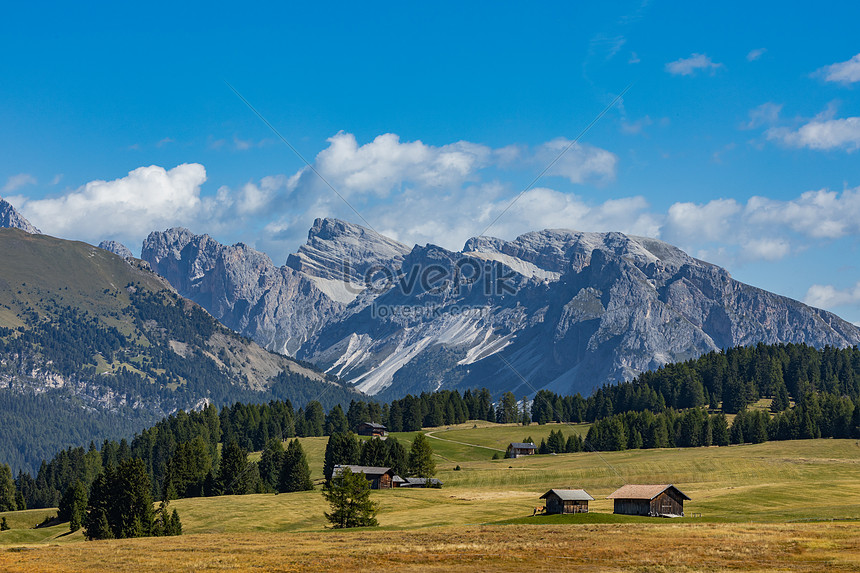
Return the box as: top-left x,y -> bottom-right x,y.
286,217 -> 411,286
0,197 -> 41,234
98,240 -> 134,259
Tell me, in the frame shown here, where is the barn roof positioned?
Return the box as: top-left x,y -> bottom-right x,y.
606,484 -> 691,501
540,488 -> 594,501
401,477 -> 444,487
358,422 -> 387,429
332,464 -> 393,478
510,442 -> 536,449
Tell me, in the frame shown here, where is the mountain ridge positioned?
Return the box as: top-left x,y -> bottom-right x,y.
141,219 -> 860,399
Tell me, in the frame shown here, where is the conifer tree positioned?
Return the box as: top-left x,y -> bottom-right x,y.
324,405 -> 350,435
407,433 -> 435,479
383,437 -> 408,477
322,467 -> 378,528
0,463 -> 17,512
323,432 -> 360,480
712,412 -> 730,446
259,438 -> 285,491
279,439 -> 313,492
216,441 -> 249,496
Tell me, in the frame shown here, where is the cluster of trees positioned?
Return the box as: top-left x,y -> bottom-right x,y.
82,458 -> 181,540
582,392 -> 860,453
530,343 -> 860,423
322,432 -> 435,481
257,438 -> 313,493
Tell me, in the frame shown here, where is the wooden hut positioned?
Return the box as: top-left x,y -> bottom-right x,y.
606,484 -> 690,517
332,465 -> 395,489
508,442 -> 537,458
356,422 -> 388,437
539,489 -> 594,514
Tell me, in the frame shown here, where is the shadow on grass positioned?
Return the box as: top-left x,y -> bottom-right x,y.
489,512 -> 678,525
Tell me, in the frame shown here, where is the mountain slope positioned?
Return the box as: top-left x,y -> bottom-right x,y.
141,220 -> 860,400
0,228 -> 360,473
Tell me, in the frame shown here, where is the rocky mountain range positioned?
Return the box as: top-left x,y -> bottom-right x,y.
141,219 -> 860,399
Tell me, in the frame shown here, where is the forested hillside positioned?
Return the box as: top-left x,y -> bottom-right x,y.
0,229 -> 360,474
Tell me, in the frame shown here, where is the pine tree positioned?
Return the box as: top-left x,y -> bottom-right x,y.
712,413 -> 730,446
325,405 -> 350,435
359,437 -> 387,467
217,441 -> 249,496
771,382 -> 790,412
322,467 -> 378,528
0,517 -> 8,531
279,439 -> 313,492
407,433 -> 436,479
383,437 -> 408,477
0,463 -> 17,512
259,438 -> 285,491
58,481 -> 87,532
323,433 -> 360,480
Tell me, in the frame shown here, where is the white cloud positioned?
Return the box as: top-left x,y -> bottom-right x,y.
3,173 -> 37,192
805,282 -> 860,309
314,132 -> 492,196
767,116 -> 860,151
741,102 -> 782,130
621,116 -> 653,135
663,199 -> 741,243
742,238 -> 790,261
745,188 -> 860,239
665,53 -> 723,76
817,53 -> 860,84
17,164 -> 207,246
534,138 -> 618,184
746,48 -> 767,62
50,174 -> 63,185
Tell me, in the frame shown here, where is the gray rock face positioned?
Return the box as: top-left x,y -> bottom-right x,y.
0,197 -> 40,234
141,228 -> 346,356
98,240 -> 134,259
285,218 -> 411,303
142,220 -> 860,399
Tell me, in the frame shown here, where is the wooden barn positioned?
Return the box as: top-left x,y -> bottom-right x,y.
332,465 -> 395,489
508,442 -> 537,458
356,422 -> 388,437
606,484 -> 690,517
539,489 -> 594,514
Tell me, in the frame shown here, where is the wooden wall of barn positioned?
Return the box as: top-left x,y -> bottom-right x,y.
650,490 -> 684,516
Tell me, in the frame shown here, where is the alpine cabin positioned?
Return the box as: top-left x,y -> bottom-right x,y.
539,489 -> 594,514
606,484 -> 690,517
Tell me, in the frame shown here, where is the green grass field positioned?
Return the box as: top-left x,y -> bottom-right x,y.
2,427 -> 860,571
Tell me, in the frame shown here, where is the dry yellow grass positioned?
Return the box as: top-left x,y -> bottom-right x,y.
1,522 -> 859,572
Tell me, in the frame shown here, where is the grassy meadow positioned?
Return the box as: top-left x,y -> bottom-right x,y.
2,422 -> 859,571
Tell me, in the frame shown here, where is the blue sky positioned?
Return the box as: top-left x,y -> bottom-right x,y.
2,1 -> 860,324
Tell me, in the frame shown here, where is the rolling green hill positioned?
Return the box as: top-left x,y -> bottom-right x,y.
0,229 -> 361,473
